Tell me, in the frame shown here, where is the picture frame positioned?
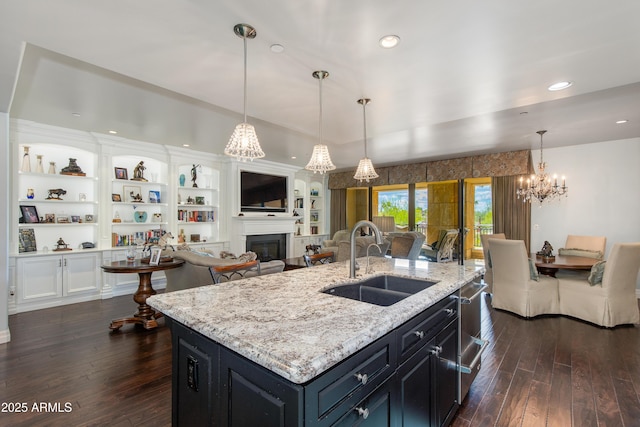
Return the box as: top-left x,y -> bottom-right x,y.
148,190 -> 161,203
57,216 -> 70,224
114,167 -> 128,180
18,228 -> 37,253
44,213 -> 56,223
85,214 -> 94,223
149,247 -> 162,266
112,193 -> 122,202
71,215 -> 81,223
195,196 -> 205,205
20,205 -> 40,223
123,185 -> 143,203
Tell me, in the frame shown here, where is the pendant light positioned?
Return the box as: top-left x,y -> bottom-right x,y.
353,98 -> 379,182
224,24 -> 265,161
305,70 -> 336,174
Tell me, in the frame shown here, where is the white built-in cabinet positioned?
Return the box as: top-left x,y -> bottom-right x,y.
15,252 -> 101,312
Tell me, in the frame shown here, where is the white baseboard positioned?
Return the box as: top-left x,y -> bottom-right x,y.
0,328 -> 11,344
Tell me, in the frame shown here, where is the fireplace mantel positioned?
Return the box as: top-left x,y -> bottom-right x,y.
231,215 -> 297,256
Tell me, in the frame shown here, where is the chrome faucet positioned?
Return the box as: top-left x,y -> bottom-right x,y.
350,220 -> 384,278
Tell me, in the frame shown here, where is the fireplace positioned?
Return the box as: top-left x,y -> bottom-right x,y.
246,234 -> 287,262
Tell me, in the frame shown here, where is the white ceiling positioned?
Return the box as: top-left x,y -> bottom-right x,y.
2,0 -> 640,169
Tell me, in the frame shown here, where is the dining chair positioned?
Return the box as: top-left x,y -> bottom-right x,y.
489,239 -> 560,318
480,233 -> 506,294
303,251 -> 334,267
557,242 -> 640,327
559,235 -> 606,259
209,259 -> 261,283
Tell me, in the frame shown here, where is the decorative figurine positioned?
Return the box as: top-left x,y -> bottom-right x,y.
132,161 -> 148,181
60,158 -> 85,176
191,164 -> 201,188
46,188 -> 67,200
129,191 -> 144,203
53,238 -> 72,251
48,161 -> 56,174
537,241 -> 555,261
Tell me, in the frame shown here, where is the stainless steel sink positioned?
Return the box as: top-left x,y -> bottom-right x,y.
322,275 -> 438,306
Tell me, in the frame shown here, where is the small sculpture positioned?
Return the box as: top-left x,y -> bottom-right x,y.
53,238 -> 71,251
60,158 -> 85,176
46,188 -> 67,200
129,191 -> 144,203
537,241 -> 554,258
132,161 -> 148,181
191,164 -> 201,188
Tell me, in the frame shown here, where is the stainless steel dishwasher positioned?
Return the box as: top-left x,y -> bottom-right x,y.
458,280 -> 489,402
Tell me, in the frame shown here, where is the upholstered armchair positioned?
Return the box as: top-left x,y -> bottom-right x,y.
321,229 -> 389,262
388,231 -> 426,260
422,229 -> 459,262
557,242 -> 640,327
480,233 -> 506,294
489,239 -> 560,318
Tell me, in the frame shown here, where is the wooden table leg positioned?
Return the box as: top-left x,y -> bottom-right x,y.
110,271 -> 159,331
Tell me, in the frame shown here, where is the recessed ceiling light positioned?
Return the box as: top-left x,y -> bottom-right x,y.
519,111 -> 528,115
547,81 -> 573,91
291,156 -> 297,160
108,130 -> 117,134
183,144 -> 190,147
270,44 -> 284,53
616,119 -> 629,124
71,112 -> 80,117
379,35 -> 400,49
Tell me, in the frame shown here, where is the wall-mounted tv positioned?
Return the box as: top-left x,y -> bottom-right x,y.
240,171 -> 288,213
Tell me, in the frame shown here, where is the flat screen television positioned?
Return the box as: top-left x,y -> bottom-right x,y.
240,171 -> 288,213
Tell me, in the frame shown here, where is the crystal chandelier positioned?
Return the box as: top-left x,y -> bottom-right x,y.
224,24 -> 265,161
353,98 -> 379,183
517,130 -> 568,204
305,71 -> 336,174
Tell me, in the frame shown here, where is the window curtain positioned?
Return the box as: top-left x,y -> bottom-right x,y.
492,175 -> 531,252
329,189 -> 347,236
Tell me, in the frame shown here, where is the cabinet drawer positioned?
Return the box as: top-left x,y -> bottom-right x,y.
331,378 -> 393,426
397,295 -> 457,363
306,332 -> 396,423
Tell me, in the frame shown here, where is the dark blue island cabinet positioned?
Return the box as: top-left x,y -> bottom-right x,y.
168,290 -> 460,427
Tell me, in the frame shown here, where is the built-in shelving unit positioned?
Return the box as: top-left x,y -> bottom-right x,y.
175,164 -> 219,246
109,155 -> 169,247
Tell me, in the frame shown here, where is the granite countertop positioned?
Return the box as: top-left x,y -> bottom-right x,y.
148,257 -> 484,384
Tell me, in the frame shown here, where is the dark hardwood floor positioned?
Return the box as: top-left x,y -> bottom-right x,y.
1,293 -> 638,426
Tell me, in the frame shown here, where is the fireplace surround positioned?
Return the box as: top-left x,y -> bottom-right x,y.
246,233 -> 287,262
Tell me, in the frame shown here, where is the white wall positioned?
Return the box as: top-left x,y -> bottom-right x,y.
530,137 -> 640,291
0,112 -> 10,343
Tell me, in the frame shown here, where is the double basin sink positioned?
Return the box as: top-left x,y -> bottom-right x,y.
322,275 -> 438,306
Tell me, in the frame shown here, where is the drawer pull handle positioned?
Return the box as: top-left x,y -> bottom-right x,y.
430,345 -> 443,355
444,308 -> 455,315
414,330 -> 425,339
355,406 -> 369,419
354,373 -> 368,385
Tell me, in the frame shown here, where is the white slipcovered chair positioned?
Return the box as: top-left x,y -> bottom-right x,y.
489,239 -> 560,318
559,235 -> 606,259
479,233 -> 506,294
557,242 -> 640,327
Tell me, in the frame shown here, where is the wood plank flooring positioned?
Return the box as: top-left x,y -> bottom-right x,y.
0,293 -> 638,426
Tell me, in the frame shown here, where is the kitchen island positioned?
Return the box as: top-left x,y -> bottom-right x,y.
148,256 -> 484,426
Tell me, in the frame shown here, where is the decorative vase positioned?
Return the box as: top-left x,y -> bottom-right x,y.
48,162 -> 56,174
26,188 -> 34,199
36,155 -> 44,173
179,174 -> 186,187
21,146 -> 31,172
